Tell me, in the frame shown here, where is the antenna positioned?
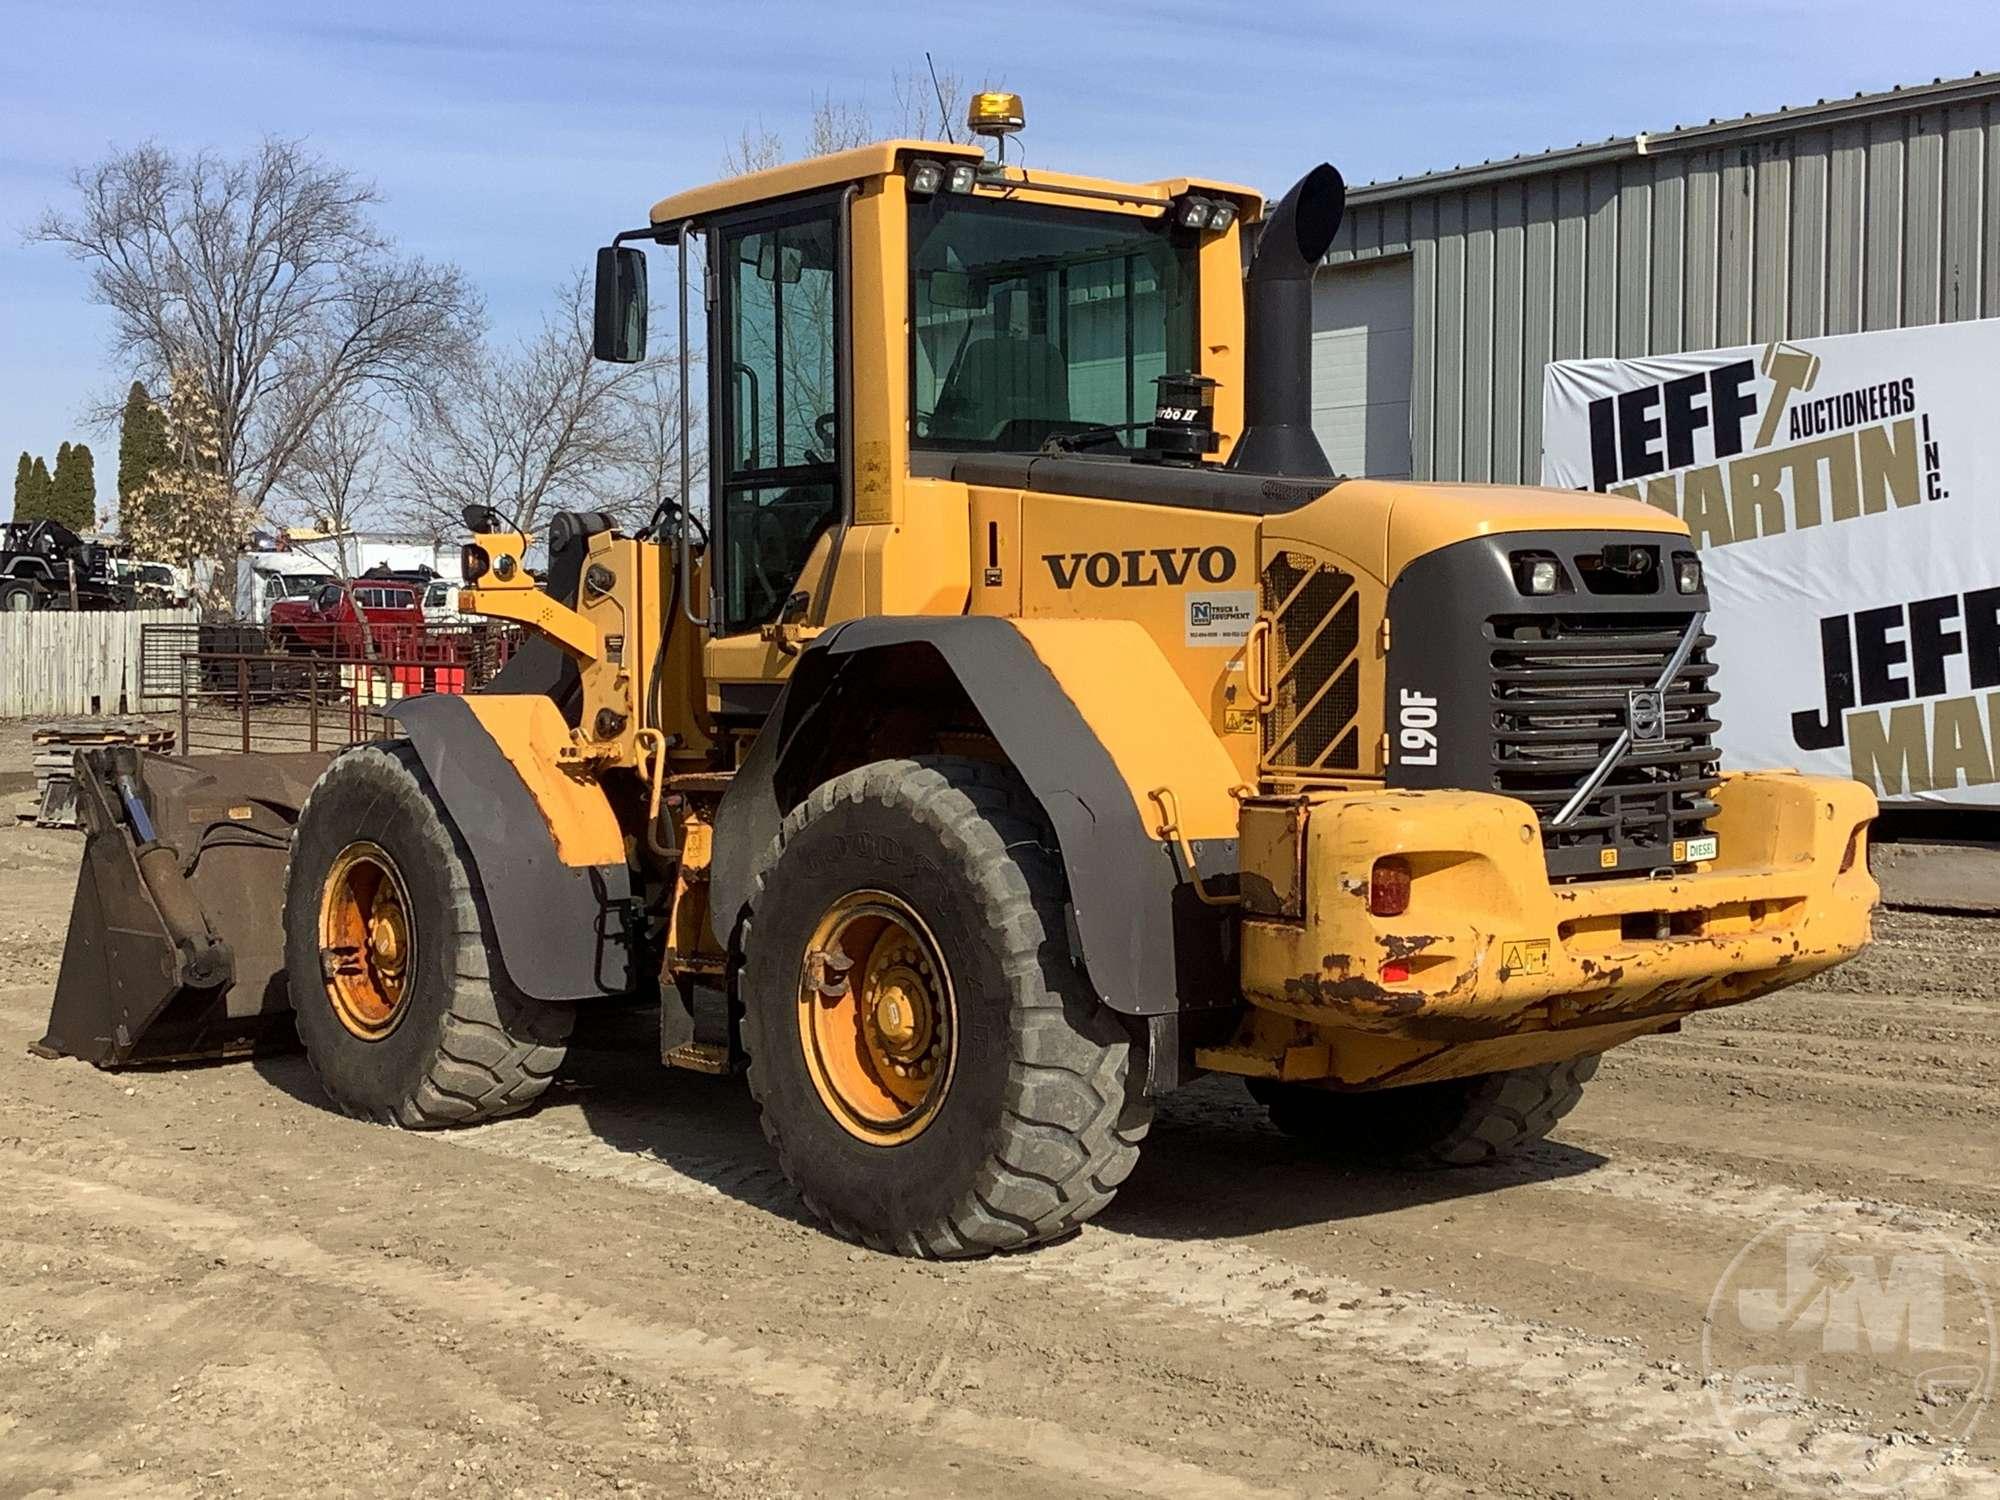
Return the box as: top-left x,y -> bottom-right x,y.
925,52 -> 954,143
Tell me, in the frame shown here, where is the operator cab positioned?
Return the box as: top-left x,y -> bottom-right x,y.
590,93 -> 1268,645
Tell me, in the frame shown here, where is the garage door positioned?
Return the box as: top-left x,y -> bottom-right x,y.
1310,258 -> 1413,479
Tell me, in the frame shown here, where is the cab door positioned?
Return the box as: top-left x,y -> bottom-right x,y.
306,583 -> 344,651
702,192 -> 848,723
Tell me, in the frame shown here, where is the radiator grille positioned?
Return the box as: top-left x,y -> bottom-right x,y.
1262,551 -> 1361,773
1489,612 -> 1721,878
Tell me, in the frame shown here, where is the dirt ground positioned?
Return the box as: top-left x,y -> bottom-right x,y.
3,809 -> 1999,1497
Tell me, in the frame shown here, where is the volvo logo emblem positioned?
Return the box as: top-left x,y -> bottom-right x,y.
1626,688 -> 1667,744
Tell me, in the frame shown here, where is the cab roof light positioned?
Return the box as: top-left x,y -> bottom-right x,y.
966,91 -> 1026,139
1171,194 -> 1237,236
907,158 -> 946,198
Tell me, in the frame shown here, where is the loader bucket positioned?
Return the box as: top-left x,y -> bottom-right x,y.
35,747 -> 331,1067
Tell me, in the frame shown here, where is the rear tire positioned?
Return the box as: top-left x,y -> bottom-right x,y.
1251,1055 -> 1599,1168
283,741 -> 572,1127
741,756 -> 1150,1257
0,580 -> 38,612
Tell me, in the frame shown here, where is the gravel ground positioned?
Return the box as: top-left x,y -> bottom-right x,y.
1,767 -> 1996,1497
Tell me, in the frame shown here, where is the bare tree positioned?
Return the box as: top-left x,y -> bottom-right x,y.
721,120 -> 786,177
398,274 -> 691,540
619,356 -> 708,531
271,398 -> 388,579
268,397 -> 394,655
720,61 -> 984,176
805,92 -> 877,157
891,63 -> 970,142
720,98 -> 871,176
31,138 -> 482,523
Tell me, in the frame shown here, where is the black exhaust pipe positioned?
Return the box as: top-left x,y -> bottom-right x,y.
1230,162 -> 1346,477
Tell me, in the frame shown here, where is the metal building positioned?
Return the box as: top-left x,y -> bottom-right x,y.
1309,71 -> 2000,485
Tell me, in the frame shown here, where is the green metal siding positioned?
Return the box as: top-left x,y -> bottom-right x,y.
1323,81 -> 2000,482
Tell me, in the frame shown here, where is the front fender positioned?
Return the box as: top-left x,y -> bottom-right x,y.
710,616 -> 1244,1018
387,693 -> 638,1001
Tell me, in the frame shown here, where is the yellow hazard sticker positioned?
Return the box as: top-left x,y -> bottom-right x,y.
1599,848 -> 1619,869
855,440 -> 892,523
1223,707 -> 1257,735
1500,939 -> 1550,977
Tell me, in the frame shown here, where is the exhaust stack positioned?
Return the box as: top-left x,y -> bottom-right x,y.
1230,162 -> 1346,478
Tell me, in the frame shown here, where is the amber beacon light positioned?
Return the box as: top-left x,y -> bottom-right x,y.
966,91 -> 1025,139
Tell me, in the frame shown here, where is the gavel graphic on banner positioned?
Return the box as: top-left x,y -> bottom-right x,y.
1755,341 -> 1822,449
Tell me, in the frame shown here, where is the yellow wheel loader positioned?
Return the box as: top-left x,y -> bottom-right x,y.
39,97 -> 1878,1256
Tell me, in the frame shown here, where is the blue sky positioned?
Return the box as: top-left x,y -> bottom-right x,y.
6,0 -> 1999,508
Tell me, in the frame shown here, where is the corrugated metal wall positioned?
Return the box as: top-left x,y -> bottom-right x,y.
1325,91 -> 2000,484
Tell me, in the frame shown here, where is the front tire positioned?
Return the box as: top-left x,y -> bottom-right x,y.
283,742 -> 572,1127
1251,1055 -> 1600,1168
742,757 -> 1150,1257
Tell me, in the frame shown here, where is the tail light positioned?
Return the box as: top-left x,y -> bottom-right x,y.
1369,857 -> 1411,917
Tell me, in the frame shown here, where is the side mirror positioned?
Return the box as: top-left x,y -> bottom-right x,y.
461,503 -> 502,534
593,245 -> 648,363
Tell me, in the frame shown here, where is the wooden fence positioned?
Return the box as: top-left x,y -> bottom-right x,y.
0,609 -> 199,719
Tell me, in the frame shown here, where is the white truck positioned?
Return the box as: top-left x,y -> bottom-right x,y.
233,556 -> 337,625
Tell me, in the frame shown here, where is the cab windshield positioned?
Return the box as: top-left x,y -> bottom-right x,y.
909,194 -> 1199,453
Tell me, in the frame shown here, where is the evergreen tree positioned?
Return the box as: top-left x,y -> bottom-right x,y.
75,442 -> 99,528
50,442 -> 96,531
10,453 -> 31,521
17,457 -> 55,523
41,443 -> 69,526
117,381 -> 170,532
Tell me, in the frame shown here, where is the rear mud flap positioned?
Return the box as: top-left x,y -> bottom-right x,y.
35,748 -> 329,1067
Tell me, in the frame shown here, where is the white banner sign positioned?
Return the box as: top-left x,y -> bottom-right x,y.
1542,322 -> 1996,809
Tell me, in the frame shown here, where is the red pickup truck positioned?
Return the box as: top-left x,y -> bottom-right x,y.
268,579 -> 427,655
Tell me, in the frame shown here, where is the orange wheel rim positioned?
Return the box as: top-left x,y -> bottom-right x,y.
797,891 -> 955,1145
318,841 -> 416,1040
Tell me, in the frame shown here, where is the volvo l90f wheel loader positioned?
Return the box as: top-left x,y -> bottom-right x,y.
40,95 -> 1878,1256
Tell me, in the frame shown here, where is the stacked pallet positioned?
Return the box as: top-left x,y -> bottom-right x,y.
22,718 -> 175,828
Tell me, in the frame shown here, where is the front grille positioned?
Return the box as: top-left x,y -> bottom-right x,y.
1488,612 -> 1721,878
1262,551 -> 1361,772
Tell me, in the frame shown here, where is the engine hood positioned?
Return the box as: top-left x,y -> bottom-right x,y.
1263,477 -> 1689,584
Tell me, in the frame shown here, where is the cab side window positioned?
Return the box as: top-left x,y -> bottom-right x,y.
716,207 -> 843,633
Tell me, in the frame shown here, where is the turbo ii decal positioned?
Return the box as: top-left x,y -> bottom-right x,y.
1041,546 -> 1238,590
